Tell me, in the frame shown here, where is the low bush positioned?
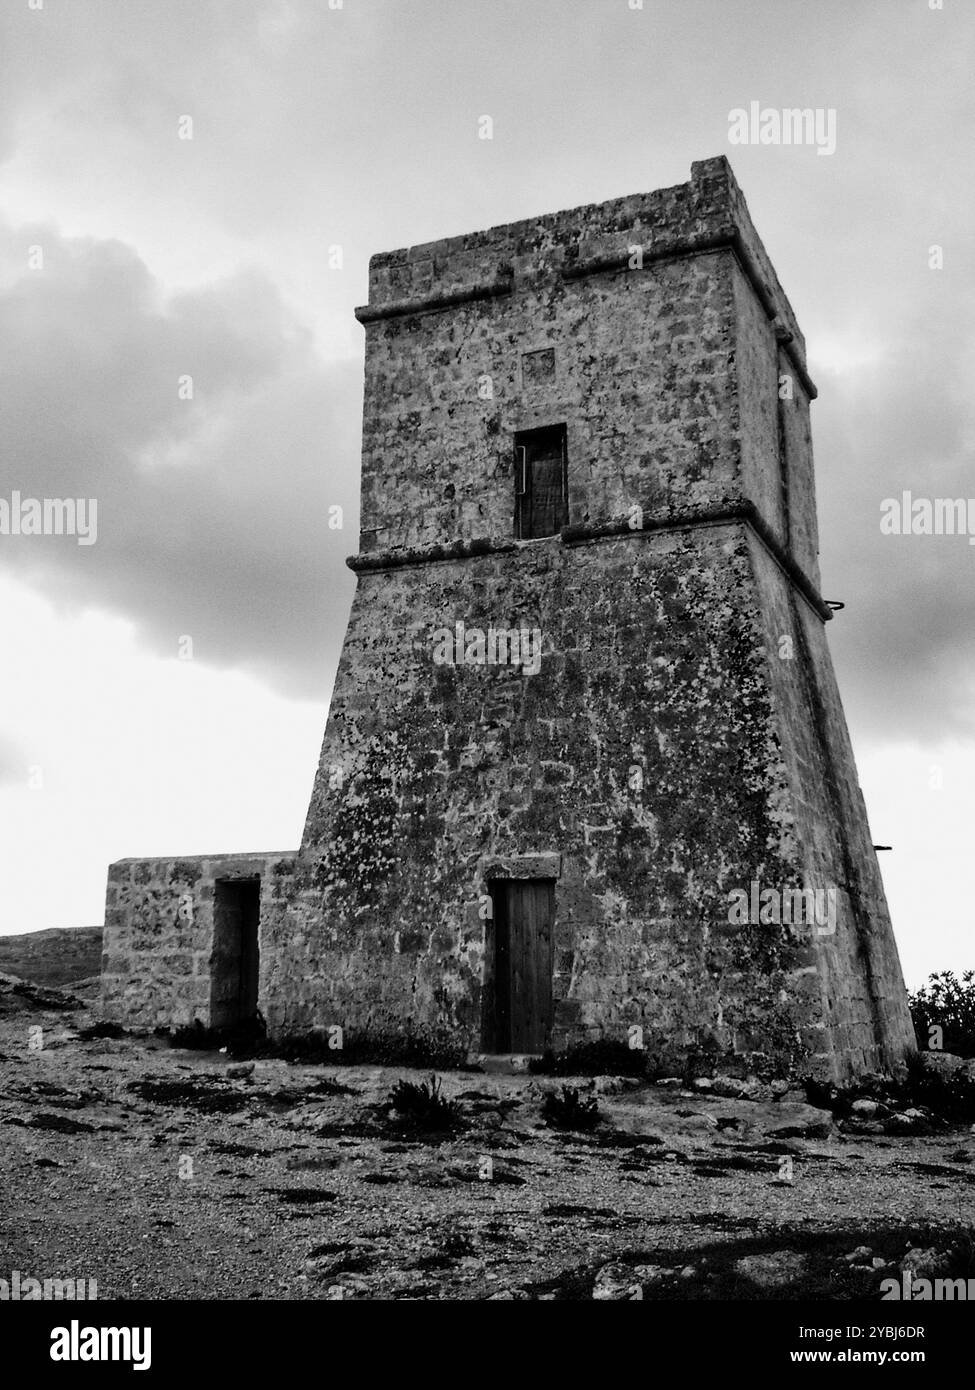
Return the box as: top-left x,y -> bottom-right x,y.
386,1075 -> 461,1132
542,1085 -> 602,1131
909,971 -> 975,1057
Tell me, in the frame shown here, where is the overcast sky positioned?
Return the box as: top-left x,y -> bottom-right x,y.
1,0 -> 972,990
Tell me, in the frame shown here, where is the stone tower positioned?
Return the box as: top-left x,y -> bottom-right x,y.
257,154 -> 914,1081
101,156 -> 915,1083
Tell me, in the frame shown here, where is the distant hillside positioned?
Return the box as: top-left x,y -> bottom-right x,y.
0,926 -> 103,986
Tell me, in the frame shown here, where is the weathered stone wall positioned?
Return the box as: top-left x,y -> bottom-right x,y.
751,543 -> 916,1074
730,255 -> 820,587
265,527 -> 803,1067
268,531 -> 912,1078
356,157 -> 815,559
359,252 -> 736,554
101,155 -> 914,1081
267,154 -> 912,1080
101,852 -> 295,1031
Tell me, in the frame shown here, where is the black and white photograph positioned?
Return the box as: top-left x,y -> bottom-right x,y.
0,0 -> 972,1365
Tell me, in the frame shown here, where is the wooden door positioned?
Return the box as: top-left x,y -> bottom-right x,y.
515,427 -> 567,539
210,878 -> 260,1029
487,879 -> 555,1052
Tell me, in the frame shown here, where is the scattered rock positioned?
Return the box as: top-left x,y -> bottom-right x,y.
324,1276 -> 370,1298
306,1241 -> 366,1259
900,1247 -> 951,1278
735,1250 -> 808,1289
673,1110 -> 720,1132
482,1160 -> 525,1185
0,976 -> 83,1011
593,1076 -> 638,1096
471,1111 -> 504,1130
843,1119 -> 886,1135
885,1113 -> 923,1135
592,1263 -> 644,1300
710,1075 -> 754,1100
766,1105 -> 834,1140
843,1245 -> 874,1263
851,1099 -> 880,1118
2,986 -> 971,1303
304,1252 -> 374,1281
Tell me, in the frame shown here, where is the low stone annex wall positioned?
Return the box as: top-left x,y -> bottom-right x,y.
100,852 -> 295,1032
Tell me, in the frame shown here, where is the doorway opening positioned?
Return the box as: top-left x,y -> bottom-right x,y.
514,425 -> 568,539
210,877 -> 260,1030
482,877 -> 555,1053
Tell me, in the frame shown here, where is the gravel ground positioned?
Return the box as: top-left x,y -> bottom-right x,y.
2,982 -> 973,1301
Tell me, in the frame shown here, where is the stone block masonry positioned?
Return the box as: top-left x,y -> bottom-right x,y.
101,853 -> 295,1032
101,156 -> 916,1082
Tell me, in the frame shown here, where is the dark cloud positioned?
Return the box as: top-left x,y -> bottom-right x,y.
0,222 -> 360,695
1,0 -> 974,745
812,294 -> 975,744
2,209 -> 973,734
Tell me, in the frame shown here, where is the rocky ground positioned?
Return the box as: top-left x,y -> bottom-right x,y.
0,927 -> 102,988
1,974 -> 973,1301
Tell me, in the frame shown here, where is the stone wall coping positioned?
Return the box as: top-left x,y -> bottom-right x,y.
347,503 -> 833,624
349,537 -> 517,572
354,156 -> 810,376
355,229 -> 815,402
355,274 -> 513,325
